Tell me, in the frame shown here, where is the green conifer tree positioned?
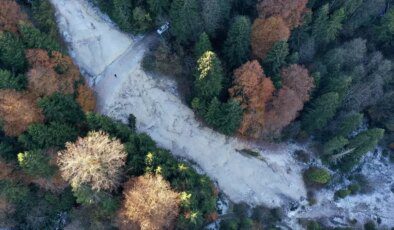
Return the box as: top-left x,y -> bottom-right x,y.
223,16 -> 251,69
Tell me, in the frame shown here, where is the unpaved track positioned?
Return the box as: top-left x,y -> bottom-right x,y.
51,0 -> 307,207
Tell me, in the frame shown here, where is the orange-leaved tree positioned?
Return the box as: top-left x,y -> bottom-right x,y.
76,84 -> 96,112
229,60 -> 275,138
26,49 -> 80,97
0,0 -> 28,33
256,0 -> 308,29
0,89 -> 44,136
251,16 -> 290,60
118,174 -> 179,230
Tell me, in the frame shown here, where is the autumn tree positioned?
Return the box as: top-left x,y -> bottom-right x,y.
229,61 -> 275,138
280,64 -> 314,103
0,0 -> 28,33
58,131 -> 127,191
76,84 -> 96,112
0,89 -> 44,136
257,0 -> 308,29
251,17 -> 290,60
223,16 -> 251,69
118,174 -> 179,230
26,49 -> 80,96
263,87 -> 304,136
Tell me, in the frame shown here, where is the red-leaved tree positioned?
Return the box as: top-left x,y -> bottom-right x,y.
251,17 -> 290,60
229,60 -> 275,138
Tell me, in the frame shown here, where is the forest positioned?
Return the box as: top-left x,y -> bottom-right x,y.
0,0 -> 218,229
0,0 -> 393,229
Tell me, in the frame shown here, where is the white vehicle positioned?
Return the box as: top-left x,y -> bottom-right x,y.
157,22 -> 170,35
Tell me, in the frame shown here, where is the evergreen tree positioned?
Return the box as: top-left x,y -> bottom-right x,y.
201,0 -> 231,37
323,136 -> 349,156
263,41 -> 289,74
112,0 -> 134,32
324,8 -> 346,43
86,112 -> 133,142
147,0 -> 171,16
194,51 -> 223,101
31,0 -> 59,39
219,100 -> 243,135
195,32 -> 212,58
18,122 -> 78,149
0,32 -> 26,73
312,4 -> 329,42
375,8 -> 394,48
338,113 -> 363,137
339,128 -> 385,171
223,16 -> 251,69
313,5 -> 345,44
302,92 -> 340,133
38,93 -> 85,125
169,0 -> 203,44
19,23 -> 61,52
204,97 -> 222,128
18,150 -> 55,178
131,7 -> 153,33
0,69 -> 26,90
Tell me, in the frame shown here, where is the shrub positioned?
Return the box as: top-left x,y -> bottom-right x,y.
118,174 -> 180,230
58,131 -> 127,191
304,167 -> 331,185
334,189 -> 351,199
348,183 -> 361,195
364,221 -> 377,230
